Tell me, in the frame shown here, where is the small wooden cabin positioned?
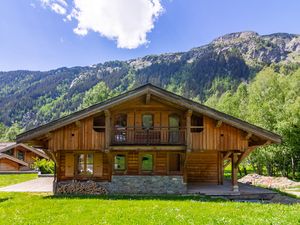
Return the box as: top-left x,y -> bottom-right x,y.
17,84 -> 281,194
0,143 -> 49,171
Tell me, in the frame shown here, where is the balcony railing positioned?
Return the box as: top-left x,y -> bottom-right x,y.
111,127 -> 186,145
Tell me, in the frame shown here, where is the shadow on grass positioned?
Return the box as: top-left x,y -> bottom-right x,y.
44,194 -> 225,202
0,197 -> 11,203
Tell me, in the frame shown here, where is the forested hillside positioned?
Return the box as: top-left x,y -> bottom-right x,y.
1,31 -> 300,130
0,31 -> 299,178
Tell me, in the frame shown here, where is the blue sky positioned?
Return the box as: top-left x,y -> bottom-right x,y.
0,0 -> 299,71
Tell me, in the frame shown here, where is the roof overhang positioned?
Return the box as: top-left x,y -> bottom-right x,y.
17,84 -> 282,144
0,143 -> 49,159
0,153 -> 29,166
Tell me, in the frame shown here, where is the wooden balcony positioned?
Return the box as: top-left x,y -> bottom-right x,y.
111,127 -> 186,146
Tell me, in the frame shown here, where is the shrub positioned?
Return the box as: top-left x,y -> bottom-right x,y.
32,158 -> 55,174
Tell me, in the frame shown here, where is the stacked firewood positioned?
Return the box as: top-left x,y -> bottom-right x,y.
56,181 -> 108,195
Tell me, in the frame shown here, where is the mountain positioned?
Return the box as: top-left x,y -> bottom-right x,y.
1,31 -> 300,129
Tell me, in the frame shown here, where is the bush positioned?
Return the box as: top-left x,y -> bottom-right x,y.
32,158 -> 55,174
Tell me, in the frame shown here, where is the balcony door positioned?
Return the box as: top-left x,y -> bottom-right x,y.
169,114 -> 180,144
114,113 -> 127,143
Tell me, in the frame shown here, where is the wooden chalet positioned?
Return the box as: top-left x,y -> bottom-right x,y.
16,84 -> 281,194
0,142 -> 49,171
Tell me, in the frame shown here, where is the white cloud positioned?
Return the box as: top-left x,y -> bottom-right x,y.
40,0 -> 67,15
39,0 -> 164,49
51,3 -> 67,14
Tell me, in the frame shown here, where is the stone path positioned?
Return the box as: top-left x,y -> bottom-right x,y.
0,177 -> 53,192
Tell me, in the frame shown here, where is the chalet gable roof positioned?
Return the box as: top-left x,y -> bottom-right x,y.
0,143 -> 49,159
17,83 -> 281,144
0,153 -> 29,167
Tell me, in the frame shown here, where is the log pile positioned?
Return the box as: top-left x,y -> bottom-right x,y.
56,181 -> 108,195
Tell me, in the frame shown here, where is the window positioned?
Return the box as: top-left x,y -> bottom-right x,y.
5,149 -> 13,156
169,153 -> 181,172
114,114 -> 127,143
114,113 -> 127,128
17,151 -> 24,161
169,114 -> 180,143
142,114 -> 153,129
191,115 -> 204,132
114,154 -> 126,171
93,115 -> 105,132
141,154 -> 153,172
76,153 -> 94,176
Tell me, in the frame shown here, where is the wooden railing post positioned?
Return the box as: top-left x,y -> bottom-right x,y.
186,110 -> 193,152
104,110 -> 111,151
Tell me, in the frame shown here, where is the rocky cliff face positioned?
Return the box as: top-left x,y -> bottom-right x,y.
0,31 -> 299,128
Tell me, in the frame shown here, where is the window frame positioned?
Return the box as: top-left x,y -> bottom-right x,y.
191,114 -> 204,133
113,153 -> 127,174
93,115 -> 105,132
139,153 -> 155,174
142,113 -> 154,130
168,153 -> 182,174
114,113 -> 128,128
74,153 -> 94,178
17,151 -> 25,161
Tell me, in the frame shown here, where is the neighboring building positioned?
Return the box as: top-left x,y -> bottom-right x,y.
0,142 -> 49,171
16,84 -> 281,194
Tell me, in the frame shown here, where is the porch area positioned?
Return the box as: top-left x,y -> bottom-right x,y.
187,180 -> 276,200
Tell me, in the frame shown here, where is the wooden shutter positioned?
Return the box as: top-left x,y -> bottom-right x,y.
93,153 -> 103,177
65,153 -> 74,177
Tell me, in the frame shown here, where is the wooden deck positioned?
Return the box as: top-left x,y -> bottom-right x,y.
188,180 -> 277,200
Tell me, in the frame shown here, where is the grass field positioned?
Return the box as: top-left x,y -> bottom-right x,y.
0,193 -> 299,225
0,174 -> 37,187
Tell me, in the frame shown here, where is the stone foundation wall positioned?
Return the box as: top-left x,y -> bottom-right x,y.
55,175 -> 186,194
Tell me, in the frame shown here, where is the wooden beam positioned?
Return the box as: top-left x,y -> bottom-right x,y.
145,93 -> 151,104
185,109 -> 193,151
264,140 -> 272,145
223,159 -> 231,168
24,140 -> 47,148
236,149 -> 252,167
75,121 -> 81,128
223,151 -> 232,160
246,132 -> 252,140
104,110 -> 111,150
183,152 -> 191,183
231,153 -> 239,192
219,152 -> 224,185
216,120 -> 223,128
44,132 -> 52,141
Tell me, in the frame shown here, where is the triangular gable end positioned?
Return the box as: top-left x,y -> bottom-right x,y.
16,83 -> 281,144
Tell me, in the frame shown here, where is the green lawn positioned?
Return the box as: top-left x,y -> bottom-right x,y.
0,174 -> 38,187
0,193 -> 299,225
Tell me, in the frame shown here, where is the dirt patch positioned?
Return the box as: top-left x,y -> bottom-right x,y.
238,173 -> 300,189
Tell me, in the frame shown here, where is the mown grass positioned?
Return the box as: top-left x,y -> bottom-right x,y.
0,192 -> 299,225
0,174 -> 37,187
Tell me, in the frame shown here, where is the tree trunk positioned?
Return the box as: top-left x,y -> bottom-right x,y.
291,156 -> 295,179
243,165 -> 248,175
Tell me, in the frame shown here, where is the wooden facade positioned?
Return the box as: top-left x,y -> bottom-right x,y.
17,84 -> 281,192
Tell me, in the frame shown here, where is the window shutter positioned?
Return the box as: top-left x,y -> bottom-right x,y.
65,153 -> 74,177
94,153 -> 103,177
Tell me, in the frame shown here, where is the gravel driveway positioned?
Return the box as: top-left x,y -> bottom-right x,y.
0,177 -> 53,192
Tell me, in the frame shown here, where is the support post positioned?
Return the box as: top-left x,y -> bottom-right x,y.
231,152 -> 239,192
104,110 -> 111,151
219,153 -> 224,185
185,109 -> 192,152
